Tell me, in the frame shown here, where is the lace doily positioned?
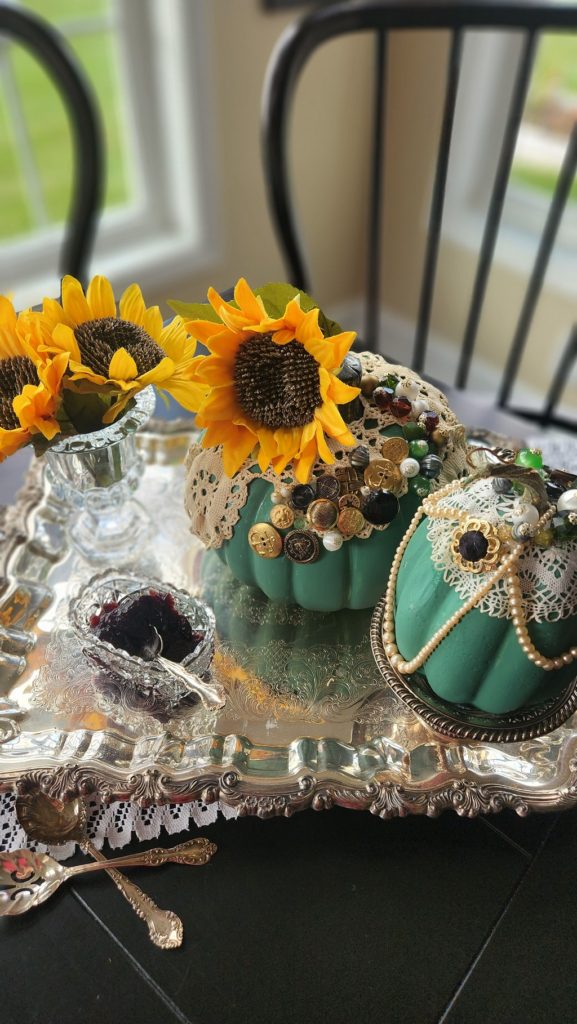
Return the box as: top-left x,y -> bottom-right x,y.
426,476 -> 577,623
185,353 -> 467,549
0,789 -> 236,859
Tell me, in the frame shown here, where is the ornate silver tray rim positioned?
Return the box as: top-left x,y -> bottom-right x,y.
3,425 -> 577,820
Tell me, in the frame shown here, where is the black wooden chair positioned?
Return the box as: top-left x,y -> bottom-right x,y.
262,0 -> 577,430
0,3 -> 103,285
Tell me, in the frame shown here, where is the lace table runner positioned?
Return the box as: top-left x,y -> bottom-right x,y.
1,432 -> 576,857
0,789 -> 238,859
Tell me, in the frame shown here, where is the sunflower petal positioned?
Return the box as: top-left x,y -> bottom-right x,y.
234,278 -> 267,322
0,425 -> 29,461
293,437 -> 319,482
136,356 -> 175,387
119,283 -> 147,325
185,319 -> 227,345
327,375 -> 360,404
87,276 -> 116,319
49,323 -> 82,362
108,347 -> 138,381
221,425 -> 256,476
61,276 -> 91,325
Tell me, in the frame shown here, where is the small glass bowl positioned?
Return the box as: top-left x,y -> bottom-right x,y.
70,571 -> 219,717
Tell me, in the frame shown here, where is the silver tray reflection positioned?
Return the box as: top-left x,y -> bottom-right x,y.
3,423 -> 577,820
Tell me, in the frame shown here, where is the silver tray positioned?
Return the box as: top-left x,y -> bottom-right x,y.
3,422 -> 577,820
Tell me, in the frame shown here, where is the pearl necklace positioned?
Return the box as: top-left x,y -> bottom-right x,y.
383,478 -> 577,675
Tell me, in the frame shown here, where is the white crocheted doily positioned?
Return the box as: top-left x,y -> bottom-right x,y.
185,353 -> 467,549
427,476 -> 577,623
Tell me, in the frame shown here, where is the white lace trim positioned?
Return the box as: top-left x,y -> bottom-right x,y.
427,476 -> 577,623
0,789 -> 237,860
185,353 -> 467,549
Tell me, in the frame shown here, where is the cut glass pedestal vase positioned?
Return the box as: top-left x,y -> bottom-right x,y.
44,387 -> 156,566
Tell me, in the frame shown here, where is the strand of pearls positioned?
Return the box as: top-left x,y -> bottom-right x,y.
382,483 -> 576,675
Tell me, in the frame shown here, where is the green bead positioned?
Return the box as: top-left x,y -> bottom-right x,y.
380,373 -> 399,390
515,447 -> 543,470
293,515 -> 307,530
409,439 -> 429,459
403,421 -> 426,441
410,475 -> 431,498
534,527 -> 554,549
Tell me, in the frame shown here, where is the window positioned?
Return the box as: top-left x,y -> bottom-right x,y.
442,28 -> 577,294
0,0 -> 216,307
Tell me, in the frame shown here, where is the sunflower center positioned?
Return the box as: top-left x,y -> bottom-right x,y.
0,356 -> 39,430
233,334 -> 322,429
73,318 -> 164,377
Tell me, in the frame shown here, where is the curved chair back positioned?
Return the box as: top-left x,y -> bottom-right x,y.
262,0 -> 577,428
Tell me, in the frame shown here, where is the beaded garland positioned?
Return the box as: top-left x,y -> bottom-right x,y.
383,452 -> 577,675
247,369 -> 450,564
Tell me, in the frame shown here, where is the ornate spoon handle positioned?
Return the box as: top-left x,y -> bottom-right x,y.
81,840 -> 183,950
72,837 -> 217,875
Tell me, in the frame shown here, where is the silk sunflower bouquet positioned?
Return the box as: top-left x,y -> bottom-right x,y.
0,274 -> 204,463
179,278 -> 468,612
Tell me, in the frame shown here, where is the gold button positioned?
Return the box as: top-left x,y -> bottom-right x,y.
270,504 -> 295,530
338,507 -> 365,537
335,465 -> 364,493
307,498 -> 338,531
380,436 -> 409,464
248,522 -> 283,559
364,459 -> 402,492
338,492 -> 361,510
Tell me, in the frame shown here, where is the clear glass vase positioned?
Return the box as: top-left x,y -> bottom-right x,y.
44,387 -> 156,566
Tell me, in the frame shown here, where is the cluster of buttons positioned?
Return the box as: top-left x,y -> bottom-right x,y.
492,448 -> 577,548
246,369 -> 451,564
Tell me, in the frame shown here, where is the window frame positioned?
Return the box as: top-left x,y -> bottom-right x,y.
441,28 -> 577,298
0,0 -> 219,308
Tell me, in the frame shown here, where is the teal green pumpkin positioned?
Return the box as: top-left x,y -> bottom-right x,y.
394,519 -> 577,716
185,351 -> 467,612
215,464 -> 421,613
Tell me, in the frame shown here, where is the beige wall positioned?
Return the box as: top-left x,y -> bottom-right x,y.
149,0 -> 370,320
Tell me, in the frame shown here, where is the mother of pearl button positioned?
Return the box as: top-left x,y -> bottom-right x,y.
557,488 -> 577,513
512,503 -> 539,526
322,530 -> 343,551
395,380 -> 420,401
400,457 -> 420,478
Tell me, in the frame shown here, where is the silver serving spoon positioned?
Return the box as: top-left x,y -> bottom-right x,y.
0,838 -> 217,917
16,792 -> 211,948
151,627 -> 226,708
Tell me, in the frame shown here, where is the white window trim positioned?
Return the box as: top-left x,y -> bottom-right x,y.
441,29 -> 577,299
1,0 -> 221,308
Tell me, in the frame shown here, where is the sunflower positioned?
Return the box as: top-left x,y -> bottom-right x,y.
28,275 -> 205,423
186,278 -> 359,482
0,296 -> 65,462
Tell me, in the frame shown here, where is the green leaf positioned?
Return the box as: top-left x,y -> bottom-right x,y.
167,299 -> 221,322
169,283 -> 343,337
254,282 -> 316,318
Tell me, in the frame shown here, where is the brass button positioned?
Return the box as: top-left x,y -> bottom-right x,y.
284,530 -> 320,564
248,523 -> 283,559
315,474 -> 340,501
364,459 -> 402,492
307,498 -> 338,531
337,507 -> 365,537
338,492 -> 361,510
335,465 -> 364,494
270,504 -> 294,530
380,436 -> 409,464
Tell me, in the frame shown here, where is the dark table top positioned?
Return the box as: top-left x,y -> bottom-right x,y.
2,395 -> 576,1024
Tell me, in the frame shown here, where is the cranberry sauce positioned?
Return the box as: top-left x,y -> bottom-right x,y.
90,591 -> 204,663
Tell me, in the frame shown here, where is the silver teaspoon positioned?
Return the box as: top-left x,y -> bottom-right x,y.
0,839 -> 217,917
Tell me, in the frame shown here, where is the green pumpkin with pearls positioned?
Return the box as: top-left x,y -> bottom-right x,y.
386,456 -> 577,715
